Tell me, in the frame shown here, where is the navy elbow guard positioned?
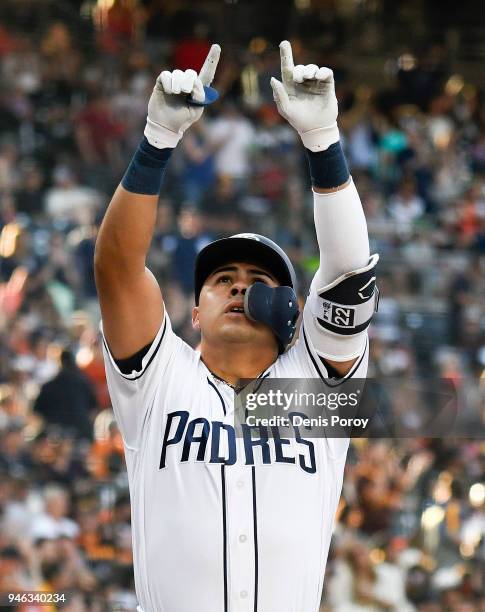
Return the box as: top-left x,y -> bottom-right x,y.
311,254 -> 379,336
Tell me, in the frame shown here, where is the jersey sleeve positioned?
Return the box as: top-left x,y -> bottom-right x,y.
100,310 -> 184,451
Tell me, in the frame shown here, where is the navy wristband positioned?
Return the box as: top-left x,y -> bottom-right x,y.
122,137 -> 173,195
305,141 -> 350,189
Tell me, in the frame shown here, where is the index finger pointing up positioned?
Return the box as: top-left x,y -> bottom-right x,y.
279,40 -> 294,84
198,44 -> 221,86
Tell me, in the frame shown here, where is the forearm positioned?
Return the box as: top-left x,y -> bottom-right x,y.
305,141 -> 369,284
95,186 -> 158,279
94,138 -> 172,279
313,180 -> 370,285
303,168 -> 374,366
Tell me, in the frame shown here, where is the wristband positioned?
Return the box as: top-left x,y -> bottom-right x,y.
122,137 -> 173,195
305,141 -> 350,190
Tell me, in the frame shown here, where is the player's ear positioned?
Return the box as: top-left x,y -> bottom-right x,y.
192,306 -> 200,331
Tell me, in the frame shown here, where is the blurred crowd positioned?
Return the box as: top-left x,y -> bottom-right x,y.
0,1 -> 484,610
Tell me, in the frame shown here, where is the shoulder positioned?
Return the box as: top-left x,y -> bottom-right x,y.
100,312 -> 196,386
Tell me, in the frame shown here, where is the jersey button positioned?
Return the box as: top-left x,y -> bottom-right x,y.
240,590 -> 248,599
236,480 -> 244,489
238,534 -> 247,543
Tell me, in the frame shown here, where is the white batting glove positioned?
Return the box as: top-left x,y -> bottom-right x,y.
144,44 -> 221,149
270,41 -> 339,152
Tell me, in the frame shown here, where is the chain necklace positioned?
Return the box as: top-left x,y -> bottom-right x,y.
208,367 -> 269,393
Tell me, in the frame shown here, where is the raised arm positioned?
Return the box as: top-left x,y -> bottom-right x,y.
271,42 -> 378,376
94,45 -> 221,359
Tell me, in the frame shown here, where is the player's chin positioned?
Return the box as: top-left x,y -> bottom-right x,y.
222,321 -> 273,345
219,319 -> 261,339
219,320 -> 253,340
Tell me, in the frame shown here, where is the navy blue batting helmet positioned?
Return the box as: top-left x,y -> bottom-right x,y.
194,233 -> 299,352
194,233 -> 297,304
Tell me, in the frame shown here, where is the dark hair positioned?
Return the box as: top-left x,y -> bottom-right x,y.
60,349 -> 76,369
41,561 -> 63,582
0,545 -> 22,560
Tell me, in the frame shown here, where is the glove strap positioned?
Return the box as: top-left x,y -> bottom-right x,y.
300,123 -> 340,152
144,117 -> 182,149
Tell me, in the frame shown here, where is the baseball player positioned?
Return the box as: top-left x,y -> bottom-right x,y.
95,41 -> 379,612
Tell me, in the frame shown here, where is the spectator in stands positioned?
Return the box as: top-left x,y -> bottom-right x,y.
75,92 -> 124,180
209,103 -> 256,186
15,163 -> 45,218
388,178 -> 425,238
455,184 -> 485,248
328,538 -> 412,611
44,166 -> 103,227
0,422 -> 29,477
172,207 -> 211,297
180,118 -> 217,206
33,350 -> 96,440
30,484 -> 80,541
173,22 -> 211,73
0,544 -> 33,592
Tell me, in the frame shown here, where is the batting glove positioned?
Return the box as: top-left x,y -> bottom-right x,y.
270,41 -> 339,152
144,44 -> 221,149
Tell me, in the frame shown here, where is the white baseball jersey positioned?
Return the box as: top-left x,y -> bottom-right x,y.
101,305 -> 369,612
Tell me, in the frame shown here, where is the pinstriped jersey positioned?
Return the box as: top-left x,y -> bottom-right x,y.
101,311 -> 369,612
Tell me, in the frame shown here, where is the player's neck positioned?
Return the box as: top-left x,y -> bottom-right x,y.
200,341 -> 277,387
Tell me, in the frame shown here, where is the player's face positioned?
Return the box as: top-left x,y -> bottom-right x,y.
193,262 -> 279,351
